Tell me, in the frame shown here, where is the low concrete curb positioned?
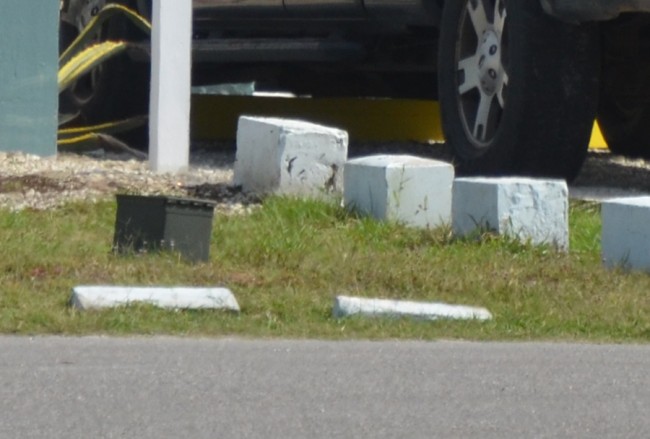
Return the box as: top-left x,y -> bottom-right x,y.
234,116 -> 348,196
453,177 -> 569,251
71,286 -> 240,312
602,196 -> 650,271
344,154 -> 454,229
333,295 -> 492,321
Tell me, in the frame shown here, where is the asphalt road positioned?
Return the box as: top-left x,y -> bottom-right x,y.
1,337 -> 648,438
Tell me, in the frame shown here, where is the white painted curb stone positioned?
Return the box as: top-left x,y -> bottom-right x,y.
344,154 -> 454,229
234,116 -> 348,197
333,295 -> 492,321
453,177 -> 569,251
602,196 -> 650,271
71,286 -> 240,312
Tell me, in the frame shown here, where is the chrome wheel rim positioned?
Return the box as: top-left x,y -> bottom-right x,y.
455,0 -> 509,147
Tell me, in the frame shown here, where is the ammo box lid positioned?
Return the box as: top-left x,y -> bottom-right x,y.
116,194 -> 217,210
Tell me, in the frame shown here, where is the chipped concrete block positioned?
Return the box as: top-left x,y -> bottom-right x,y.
344,155 -> 454,228
333,295 -> 492,321
453,177 -> 569,251
602,196 -> 650,271
71,286 -> 240,312
234,116 -> 348,197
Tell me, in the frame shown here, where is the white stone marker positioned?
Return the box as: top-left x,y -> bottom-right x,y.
333,295 -> 492,321
149,0 -> 192,173
71,286 -> 240,312
344,155 -> 454,228
602,196 -> 650,271
453,177 -> 569,251
234,116 -> 348,196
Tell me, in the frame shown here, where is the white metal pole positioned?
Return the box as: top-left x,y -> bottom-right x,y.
149,0 -> 192,173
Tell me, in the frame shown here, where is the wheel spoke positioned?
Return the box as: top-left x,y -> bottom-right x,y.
494,0 -> 507,33
458,55 -> 481,95
467,0 -> 490,37
474,93 -> 495,141
497,71 -> 509,108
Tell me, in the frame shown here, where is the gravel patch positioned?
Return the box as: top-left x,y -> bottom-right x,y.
1,142 -> 649,212
0,145 -> 259,214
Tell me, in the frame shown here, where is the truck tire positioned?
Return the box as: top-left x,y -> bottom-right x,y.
438,0 -> 600,180
597,18 -> 650,158
59,0 -> 150,145
598,94 -> 650,158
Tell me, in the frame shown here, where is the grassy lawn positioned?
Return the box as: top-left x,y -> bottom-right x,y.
0,197 -> 648,342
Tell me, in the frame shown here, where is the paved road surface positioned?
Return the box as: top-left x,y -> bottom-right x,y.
1,337 -> 648,438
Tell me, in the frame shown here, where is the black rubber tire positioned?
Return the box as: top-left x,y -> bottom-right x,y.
597,19 -> 650,158
59,0 -> 150,146
438,0 -> 600,180
598,96 -> 650,158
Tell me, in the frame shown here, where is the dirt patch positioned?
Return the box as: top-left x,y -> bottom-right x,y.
0,175 -> 78,194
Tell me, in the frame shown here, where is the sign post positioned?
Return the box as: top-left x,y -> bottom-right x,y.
149,0 -> 192,173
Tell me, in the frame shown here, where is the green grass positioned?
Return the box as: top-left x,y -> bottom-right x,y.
0,197 -> 648,342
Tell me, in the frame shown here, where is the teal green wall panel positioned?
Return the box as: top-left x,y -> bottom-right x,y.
0,1 -> 58,156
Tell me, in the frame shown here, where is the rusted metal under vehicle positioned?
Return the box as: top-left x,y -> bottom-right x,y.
60,0 -> 650,180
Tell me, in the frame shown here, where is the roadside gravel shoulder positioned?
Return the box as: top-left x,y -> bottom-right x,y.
0,148 -> 257,213
2,144 -> 650,211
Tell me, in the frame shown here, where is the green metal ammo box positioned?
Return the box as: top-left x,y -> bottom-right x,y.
113,195 -> 216,262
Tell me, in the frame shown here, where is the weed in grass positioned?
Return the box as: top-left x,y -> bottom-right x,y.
570,200 -> 602,254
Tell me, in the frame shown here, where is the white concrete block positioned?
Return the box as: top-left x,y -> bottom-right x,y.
71,286 -> 240,312
453,177 -> 569,250
333,295 -> 492,321
602,196 -> 650,271
344,155 -> 454,228
234,116 -> 348,197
